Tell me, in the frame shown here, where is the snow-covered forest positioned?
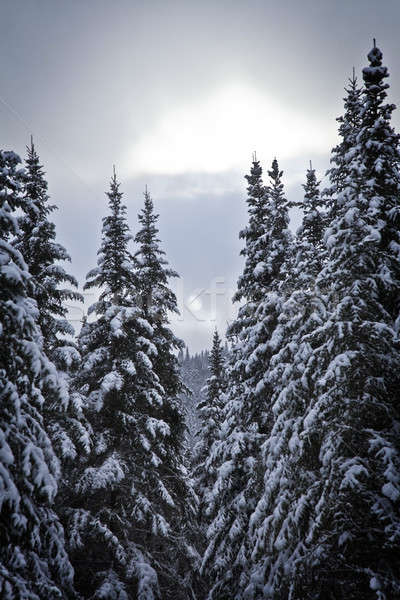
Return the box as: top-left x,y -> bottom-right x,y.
1,41 -> 400,600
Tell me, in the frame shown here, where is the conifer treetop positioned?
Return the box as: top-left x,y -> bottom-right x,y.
300,163 -> 324,242
209,328 -> 224,378
326,70 -> 363,198
363,41 -> 389,90
302,162 -> 320,210
264,157 -> 292,287
134,187 -> 179,319
358,42 -> 400,321
14,138 -> 82,367
19,139 -> 74,272
291,163 -> 325,285
360,41 -> 399,161
85,167 -> 133,307
235,157 -> 270,304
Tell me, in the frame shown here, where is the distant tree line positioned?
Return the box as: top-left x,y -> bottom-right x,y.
0,41 -> 399,599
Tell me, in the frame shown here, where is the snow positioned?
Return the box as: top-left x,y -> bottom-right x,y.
137,317 -> 154,335
101,371 -> 123,393
146,417 -> 170,438
370,576 -> 382,591
382,482 -> 400,502
253,261 -> 266,277
137,350 -> 153,370
78,454 -> 125,492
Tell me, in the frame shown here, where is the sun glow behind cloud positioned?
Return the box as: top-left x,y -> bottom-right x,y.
122,83 -> 336,177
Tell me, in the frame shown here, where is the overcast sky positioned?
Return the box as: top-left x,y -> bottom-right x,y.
1,0 -> 400,351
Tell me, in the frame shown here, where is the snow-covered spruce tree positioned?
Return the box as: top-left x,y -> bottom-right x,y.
67,169 -> 156,599
277,43 -> 400,600
357,42 -> 400,324
234,154 -> 270,306
202,158 -> 292,599
14,138 -> 82,370
296,163 -> 326,281
193,329 -> 226,525
69,172 -> 195,600
134,187 -> 184,396
0,149 -> 76,599
326,70 -> 363,202
13,138 -> 89,472
244,164 -> 327,599
133,187 -> 197,599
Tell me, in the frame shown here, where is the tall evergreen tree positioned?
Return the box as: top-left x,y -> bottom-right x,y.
245,164 -> 326,599
202,158 -> 292,599
193,329 -> 226,525
201,157 -> 269,598
14,138 -> 82,370
357,42 -> 400,324
296,162 -> 326,282
134,187 -> 184,397
67,169 -> 157,599
275,43 -> 400,599
0,149 -> 76,599
179,347 -> 211,453
133,187 -> 197,599
234,154 -> 270,306
69,174 -> 195,600
13,139 -> 88,469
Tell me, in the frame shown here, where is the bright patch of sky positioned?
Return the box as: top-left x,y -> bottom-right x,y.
122,84 -> 335,177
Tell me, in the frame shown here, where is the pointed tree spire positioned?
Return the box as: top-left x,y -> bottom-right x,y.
134,187 -> 184,395
85,168 -> 133,304
14,138 -> 83,369
300,163 -> 324,254
234,155 -> 269,306
264,157 -> 292,284
287,162 -> 326,286
326,70 -> 363,202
